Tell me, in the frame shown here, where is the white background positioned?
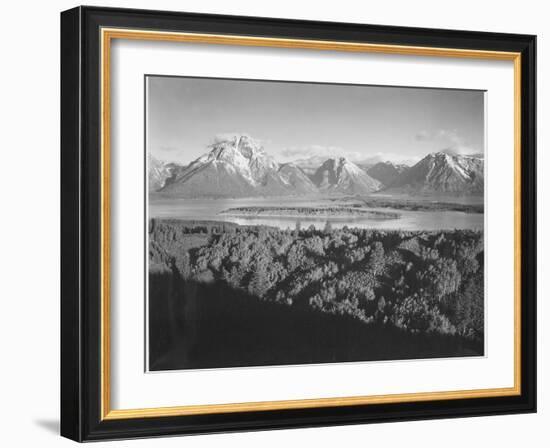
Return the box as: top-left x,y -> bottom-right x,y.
112,40 -> 514,409
0,0 -> 546,446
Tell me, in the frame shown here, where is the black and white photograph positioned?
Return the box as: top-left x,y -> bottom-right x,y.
147,75 -> 485,371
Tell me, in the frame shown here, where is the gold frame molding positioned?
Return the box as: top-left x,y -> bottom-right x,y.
100,27 -> 522,421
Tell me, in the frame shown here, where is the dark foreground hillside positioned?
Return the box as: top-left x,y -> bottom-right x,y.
149,219 -> 484,370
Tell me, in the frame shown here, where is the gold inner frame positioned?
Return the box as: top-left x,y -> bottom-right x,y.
100,27 -> 522,420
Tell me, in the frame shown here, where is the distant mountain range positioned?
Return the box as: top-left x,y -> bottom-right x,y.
149,134 -> 484,197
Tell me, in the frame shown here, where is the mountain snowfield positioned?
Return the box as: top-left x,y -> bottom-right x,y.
149,134 -> 484,197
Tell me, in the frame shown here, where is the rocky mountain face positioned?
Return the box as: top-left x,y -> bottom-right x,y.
366,161 -> 409,187
387,152 -> 484,194
311,157 -> 381,195
278,163 -> 318,194
157,135 -> 305,198
148,155 -> 184,192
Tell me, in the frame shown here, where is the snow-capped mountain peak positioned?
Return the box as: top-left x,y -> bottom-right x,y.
387,151 -> 483,194
158,134 -> 299,198
200,134 -> 279,185
149,137 -> 483,198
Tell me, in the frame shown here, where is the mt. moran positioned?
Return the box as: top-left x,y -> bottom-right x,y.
156,135 -> 315,198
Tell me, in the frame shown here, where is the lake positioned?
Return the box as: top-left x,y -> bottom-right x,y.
149,196 -> 484,231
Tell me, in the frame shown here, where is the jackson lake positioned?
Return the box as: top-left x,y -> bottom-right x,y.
149,195 -> 484,231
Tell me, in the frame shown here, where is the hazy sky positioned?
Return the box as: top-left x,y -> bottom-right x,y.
147,75 -> 485,165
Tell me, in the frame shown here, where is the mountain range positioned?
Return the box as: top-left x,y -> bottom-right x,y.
149,134 -> 484,197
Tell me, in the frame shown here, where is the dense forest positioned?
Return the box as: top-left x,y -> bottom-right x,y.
333,196 -> 484,213
149,219 -> 484,370
220,206 -> 399,219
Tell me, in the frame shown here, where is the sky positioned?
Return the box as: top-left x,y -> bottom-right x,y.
146,75 -> 485,166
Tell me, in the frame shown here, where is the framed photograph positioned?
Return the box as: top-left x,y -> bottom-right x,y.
60,6 -> 536,442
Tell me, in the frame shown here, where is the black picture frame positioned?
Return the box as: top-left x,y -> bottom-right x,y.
61,5 -> 536,442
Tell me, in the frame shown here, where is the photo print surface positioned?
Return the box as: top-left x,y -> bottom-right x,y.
146,75 -> 485,371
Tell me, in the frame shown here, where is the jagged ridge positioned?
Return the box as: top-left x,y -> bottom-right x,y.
158,135 -> 303,198
387,152 -> 484,194
149,135 -> 483,197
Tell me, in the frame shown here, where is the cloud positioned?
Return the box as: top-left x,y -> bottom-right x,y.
415,129 -> 479,155
363,152 -> 422,165
280,145 -> 374,163
415,129 -> 461,144
158,145 -> 180,152
279,145 -> 418,165
414,130 -> 431,141
212,132 -> 256,143
280,145 -> 345,159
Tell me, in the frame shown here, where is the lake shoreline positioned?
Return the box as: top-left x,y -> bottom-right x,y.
149,195 -> 484,231
219,206 -> 400,220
